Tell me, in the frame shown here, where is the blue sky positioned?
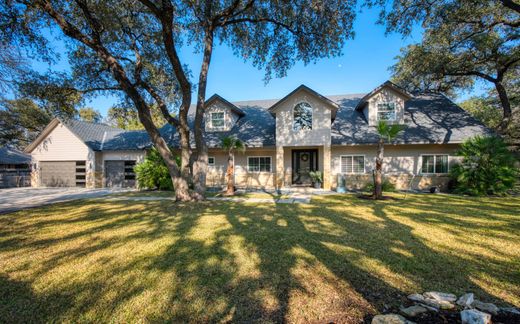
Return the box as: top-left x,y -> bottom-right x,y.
29,6 -> 483,117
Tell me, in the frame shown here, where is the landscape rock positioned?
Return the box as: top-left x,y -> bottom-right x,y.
372,314 -> 414,324
472,300 -> 499,315
457,293 -> 474,308
423,291 -> 457,303
501,307 -> 520,315
461,309 -> 491,324
400,305 -> 428,317
423,297 -> 455,310
417,303 -> 439,312
407,293 -> 425,303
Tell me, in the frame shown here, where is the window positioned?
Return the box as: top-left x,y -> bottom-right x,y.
124,160 -> 136,180
293,102 -> 313,131
75,161 -> 86,187
210,112 -> 225,128
208,157 -> 215,166
421,155 -> 449,174
377,102 -> 396,121
340,155 -> 365,174
248,156 -> 272,172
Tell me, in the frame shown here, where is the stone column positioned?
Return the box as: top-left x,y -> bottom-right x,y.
30,160 -> 40,187
323,144 -> 331,190
276,146 -> 284,190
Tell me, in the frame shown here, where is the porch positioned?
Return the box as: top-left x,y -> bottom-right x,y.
275,145 -> 332,190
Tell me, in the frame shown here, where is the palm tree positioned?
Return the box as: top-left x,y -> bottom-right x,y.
221,136 -> 245,196
374,121 -> 404,199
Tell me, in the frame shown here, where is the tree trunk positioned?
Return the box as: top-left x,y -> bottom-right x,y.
193,30 -> 214,198
38,1 -> 192,201
226,150 -> 235,195
495,81 -> 512,133
374,139 -> 384,199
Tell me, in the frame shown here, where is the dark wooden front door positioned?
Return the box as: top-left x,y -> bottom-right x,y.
292,149 -> 318,185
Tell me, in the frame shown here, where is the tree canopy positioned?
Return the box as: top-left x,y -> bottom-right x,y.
2,0 -> 357,200
369,0 -> 520,131
0,98 -> 52,149
78,107 -> 102,123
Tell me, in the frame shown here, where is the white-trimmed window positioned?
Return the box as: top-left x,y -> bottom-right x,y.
210,112 -> 225,128
421,155 -> 449,174
293,102 -> 313,131
208,157 -> 215,166
377,102 -> 396,121
248,156 -> 272,172
340,155 -> 365,174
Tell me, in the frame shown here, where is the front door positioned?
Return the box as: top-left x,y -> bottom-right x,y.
292,149 -> 318,185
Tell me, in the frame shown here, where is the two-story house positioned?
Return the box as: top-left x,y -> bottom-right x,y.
25,81 -> 492,191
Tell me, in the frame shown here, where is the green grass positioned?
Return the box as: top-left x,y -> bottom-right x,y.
0,193 -> 519,322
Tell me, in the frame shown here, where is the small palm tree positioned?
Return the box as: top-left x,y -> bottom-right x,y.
374,121 -> 404,199
221,136 -> 245,195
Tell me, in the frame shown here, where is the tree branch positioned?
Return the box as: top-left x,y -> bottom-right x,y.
499,0 -> 520,14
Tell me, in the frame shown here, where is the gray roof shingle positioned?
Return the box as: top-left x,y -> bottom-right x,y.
0,147 -> 31,164
331,93 -> 493,145
61,92 -> 492,151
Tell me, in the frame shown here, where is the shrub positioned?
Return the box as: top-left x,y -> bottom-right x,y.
134,148 -> 180,191
309,171 -> 323,184
364,178 -> 396,193
450,136 -> 518,196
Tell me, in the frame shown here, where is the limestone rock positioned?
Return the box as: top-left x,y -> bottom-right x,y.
457,293 -> 474,308
372,314 -> 414,324
501,307 -> 520,315
461,309 -> 491,324
417,303 -> 439,312
472,300 -> 499,315
423,297 -> 455,310
407,293 -> 425,303
400,305 -> 428,317
423,291 -> 457,302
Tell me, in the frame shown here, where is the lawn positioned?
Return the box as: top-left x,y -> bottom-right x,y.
0,193 -> 519,323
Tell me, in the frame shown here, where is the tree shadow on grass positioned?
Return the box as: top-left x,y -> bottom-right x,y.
0,274 -> 72,323
0,195 -> 518,322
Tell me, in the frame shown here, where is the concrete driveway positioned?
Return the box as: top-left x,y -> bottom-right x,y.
0,187 -> 130,214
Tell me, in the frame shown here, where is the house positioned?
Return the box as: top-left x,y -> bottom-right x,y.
0,146 -> 31,188
25,81 -> 492,190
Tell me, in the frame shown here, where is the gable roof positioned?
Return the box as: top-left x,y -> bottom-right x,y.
355,81 -> 413,111
0,147 -> 30,164
24,118 -> 140,153
333,93 -> 493,145
268,84 -> 340,120
206,94 -> 246,117
25,91 -> 493,152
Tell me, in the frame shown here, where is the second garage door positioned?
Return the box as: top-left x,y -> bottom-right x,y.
40,161 -> 78,187
105,160 -> 136,188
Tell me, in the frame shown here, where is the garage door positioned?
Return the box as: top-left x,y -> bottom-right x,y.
105,160 -> 136,188
40,161 -> 79,187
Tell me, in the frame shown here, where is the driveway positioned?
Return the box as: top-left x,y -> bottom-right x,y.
0,187 -> 130,214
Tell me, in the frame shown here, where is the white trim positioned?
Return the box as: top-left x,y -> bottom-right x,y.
419,154 -> 450,175
376,102 -> 397,121
292,101 -> 313,131
210,112 -> 225,129
247,156 -> 272,173
339,155 -> 366,174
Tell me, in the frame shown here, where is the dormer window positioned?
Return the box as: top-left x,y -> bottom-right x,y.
293,102 -> 313,131
210,112 -> 225,128
377,102 -> 396,121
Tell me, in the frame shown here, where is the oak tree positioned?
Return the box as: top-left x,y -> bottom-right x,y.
3,0 -> 356,200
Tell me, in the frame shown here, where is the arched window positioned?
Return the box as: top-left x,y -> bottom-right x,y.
293,102 -> 313,131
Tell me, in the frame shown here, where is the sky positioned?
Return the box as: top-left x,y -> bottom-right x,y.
28,6 -> 484,117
